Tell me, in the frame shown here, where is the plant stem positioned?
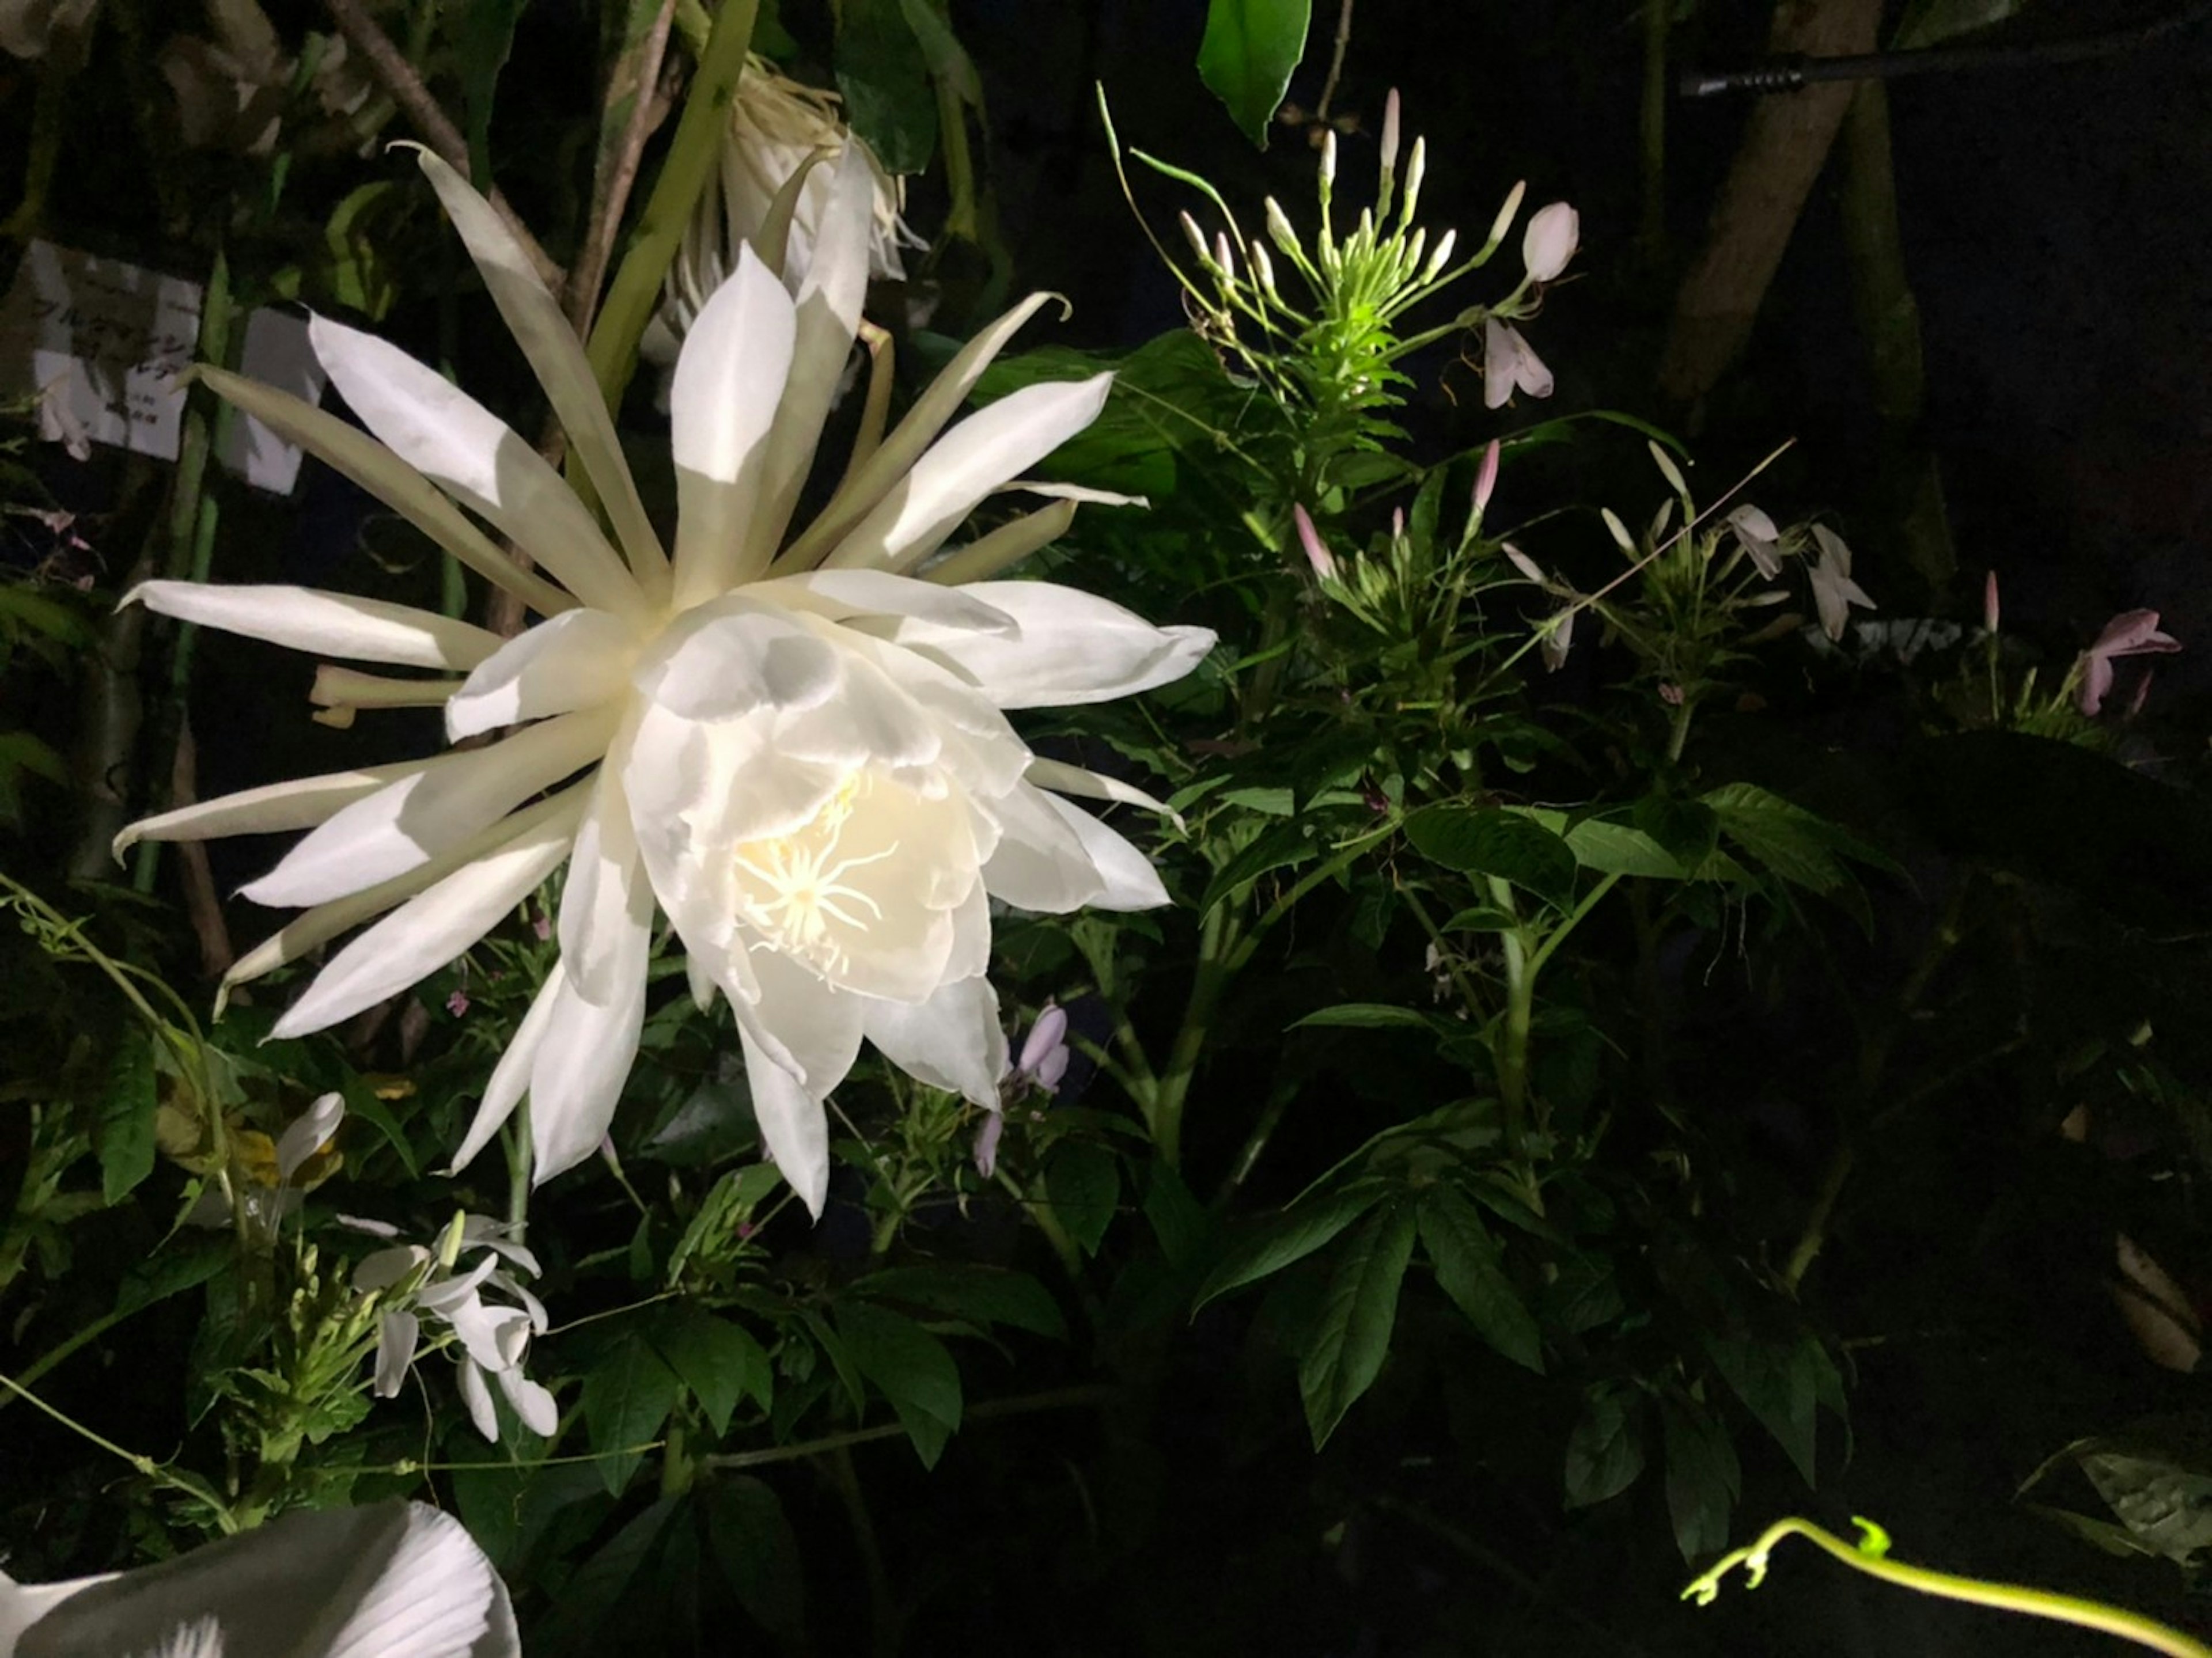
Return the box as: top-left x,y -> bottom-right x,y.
567,0 -> 680,337
705,1385 -> 1116,1471
823,1444 -> 900,1658
1488,877 -> 1532,1153
1315,0 -> 1357,123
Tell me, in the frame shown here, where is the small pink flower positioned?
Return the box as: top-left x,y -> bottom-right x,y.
446,989 -> 469,1018
2076,610 -> 2181,715
1658,682 -> 1684,706
1521,202 -> 1580,284
532,910 -> 552,942
972,1110 -> 1005,1179
1483,318 -> 1553,409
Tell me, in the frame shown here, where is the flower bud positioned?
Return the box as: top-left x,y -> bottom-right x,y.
1486,180 -> 1528,255
1983,570 -> 2001,633
1180,210 -> 1211,267
1400,136 -> 1427,224
1215,230 -> 1238,282
1248,240 -> 1279,297
1521,201 -> 1580,283
1503,542 -> 1547,585
1647,439 -> 1688,498
1320,128 -> 1338,188
1421,228 -> 1457,282
1472,439 -> 1500,518
1601,507 -> 1636,555
1265,196 -> 1301,255
1292,504 -> 1338,580
1378,88 -> 1402,188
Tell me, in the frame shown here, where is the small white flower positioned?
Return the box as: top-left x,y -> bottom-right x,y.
1806,525 -> 1876,643
1723,504 -> 1783,580
1520,202 -> 1579,284
1483,318 -> 1554,409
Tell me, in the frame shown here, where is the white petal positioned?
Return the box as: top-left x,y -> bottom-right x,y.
373,1310 -> 420,1397
781,291 -> 1066,570
459,1356 -> 499,1441
414,149 -> 669,601
743,948 -> 866,1095
669,245 -> 797,606
558,764 -> 655,1006
445,608 -> 640,741
1044,792 -> 1170,910
269,792 -> 586,1039
1024,756 -> 1176,819
1521,201 -> 1579,283
979,782 -> 1107,912
895,581 -> 1214,709
196,364 -> 574,620
631,597 -> 842,724
821,374 -> 1116,575
494,1368 -> 560,1440
685,951 -> 718,1012
126,582 -> 499,671
449,963 -> 565,1173
740,1023 -> 828,1219
865,976 -> 1007,1107
114,759 -> 427,860
528,964 -> 647,1182
310,316 -> 646,620
274,1091 -> 345,1183
242,709 -> 615,909
323,1501 -> 518,1658
757,568 -> 1020,636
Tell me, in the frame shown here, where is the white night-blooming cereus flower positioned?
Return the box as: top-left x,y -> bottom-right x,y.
349,1213 -> 556,1443
0,1499 -> 517,1658
645,54 -> 923,363
115,147 -> 1214,1217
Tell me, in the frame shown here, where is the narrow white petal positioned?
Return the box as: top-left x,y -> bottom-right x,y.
823,375 -> 1116,575
196,365 -> 574,620
274,1091 -> 345,1183
310,317 -> 646,620
865,977 -> 1007,1107
685,951 -> 717,1012
1044,793 -> 1170,910
269,793 -> 586,1039
739,1023 -> 828,1219
459,1356 -> 499,1441
921,500 -> 1078,587
558,765 -> 655,1006
979,782 -> 1106,912
445,609 -> 639,740
126,582 -> 499,671
241,707 -> 616,909
669,246 -> 797,605
1024,756 -> 1176,818
449,963 -> 564,1172
414,149 -> 669,601
756,568 -> 1020,635
493,1368 -> 560,1440
374,1311 -> 421,1397
114,759 -> 427,860
895,581 -> 1215,709
528,964 -> 647,1182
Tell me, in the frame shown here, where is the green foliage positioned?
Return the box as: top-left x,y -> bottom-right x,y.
1196,0 -> 1313,147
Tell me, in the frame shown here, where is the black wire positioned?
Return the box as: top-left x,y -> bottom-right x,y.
1678,0 -> 2212,98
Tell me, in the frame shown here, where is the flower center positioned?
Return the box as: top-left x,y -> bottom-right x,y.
730,774 -> 896,977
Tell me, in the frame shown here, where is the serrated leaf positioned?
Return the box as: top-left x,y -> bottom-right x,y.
1045,1141 -> 1118,1255
702,1477 -> 805,1641
1703,782 -> 1888,897
651,1307 -> 771,1437
1631,794 -> 1719,869
1565,1384 -> 1647,1507
857,1264 -> 1067,1340
1298,1202 -> 1417,1448
1195,1181 -> 1391,1310
581,1341 -> 680,1496
113,1236 -> 230,1317
1200,818 -> 1323,915
1416,1188 -> 1542,1372
1196,0 -> 1313,147
1660,1394 -> 1741,1561
97,1026 -> 158,1205
1404,806 -> 1577,908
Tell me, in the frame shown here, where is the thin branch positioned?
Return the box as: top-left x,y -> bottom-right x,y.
566,0 -> 681,337
320,0 -> 565,291
703,1384 -> 1117,1471
1315,0 -> 1355,123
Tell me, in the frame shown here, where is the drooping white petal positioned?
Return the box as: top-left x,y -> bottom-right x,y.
492,1368 -> 559,1440
738,1023 -> 828,1218
528,963 -> 648,1182
445,608 -> 640,741
978,782 -> 1107,913
449,962 -> 565,1173
412,149 -> 669,602
821,374 -> 1115,574
126,582 -> 501,671
779,291 -> 1066,570
242,707 -> 615,909
743,947 -> 866,1095
372,1311 -> 420,1397
757,568 -> 1020,636
1024,756 -> 1176,818
558,764 -> 655,1005
269,792 -> 586,1039
197,366 -> 575,620
274,1091 -> 345,1183
864,976 -> 1006,1107
891,581 -> 1215,708
458,1355 -> 499,1442
113,758 -> 427,859
1044,792 -> 1170,910
310,317 -> 646,621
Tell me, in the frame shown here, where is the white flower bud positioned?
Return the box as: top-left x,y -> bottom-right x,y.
1422,228 -> 1457,282
1486,180 -> 1528,255
1320,128 -> 1338,188
1215,230 -> 1237,281
1601,507 -> 1637,555
1266,196 -> 1302,255
1521,201 -> 1580,283
1248,240 -> 1279,296
1379,88 -> 1402,186
1400,136 -> 1427,223
1647,440 -> 1688,498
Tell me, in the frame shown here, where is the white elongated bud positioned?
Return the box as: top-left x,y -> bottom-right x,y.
1180,210 -> 1212,267
1472,439 -> 1501,518
1400,136 -> 1427,225
1402,227 -> 1427,276
1485,180 -> 1527,255
1320,128 -> 1338,188
1215,230 -> 1238,281
1650,499 -> 1676,541
1521,201 -> 1580,283
1248,240 -> 1279,297
1422,228 -> 1457,282
1648,439 -> 1689,497
1503,542 -> 1547,585
1265,196 -> 1302,255
1379,89 -> 1402,188
1601,507 -> 1637,555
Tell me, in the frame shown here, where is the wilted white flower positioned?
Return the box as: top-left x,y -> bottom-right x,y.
1723,504 -> 1783,580
2074,609 -> 2181,716
1806,525 -> 1876,643
1483,318 -> 1553,409
183,1090 -> 345,1237
0,1500 -> 517,1657
116,148 -> 1212,1217
352,1213 -> 556,1443
1520,201 -> 1579,284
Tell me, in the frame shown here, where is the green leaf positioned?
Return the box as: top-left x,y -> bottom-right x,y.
1142,1159 -> 1209,1269
97,1026 -> 158,1205
1705,1332 -> 1821,1486
1702,783 -> 1885,897
543,1496 -> 681,1656
702,1477 -> 805,1641
836,0 -> 937,173
113,1236 -> 230,1318
1298,1201 -> 1417,1448
1660,1394 -> 1741,1562
1630,794 -> 1719,869
1221,784 -> 1296,817
857,1264 -> 1067,1340
1195,1181 -> 1391,1310
1196,0 -> 1313,148
1404,806 -> 1577,908
338,1073 -> 420,1179
1046,1141 -> 1119,1256
1895,0 -> 2029,50
1199,818 -> 1324,916
1416,1188 -> 1543,1372
450,0 -> 525,188
1289,1003 -> 1440,1032
651,1307 -> 771,1437
835,1302 -> 963,1468
1564,1383 -> 1647,1507
581,1340 -> 680,1496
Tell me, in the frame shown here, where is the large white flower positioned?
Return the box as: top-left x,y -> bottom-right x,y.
118,147 -> 1212,1215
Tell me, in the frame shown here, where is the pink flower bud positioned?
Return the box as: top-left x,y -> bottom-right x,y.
1472,439 -> 1500,518
1983,570 -> 2001,633
1291,504 -> 1338,580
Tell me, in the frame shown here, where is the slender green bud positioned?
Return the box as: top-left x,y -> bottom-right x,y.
1180,210 -> 1213,268
1485,180 -> 1527,257
1399,136 -> 1427,227
1601,507 -> 1637,556
1422,228 -> 1456,282
1266,196 -> 1301,255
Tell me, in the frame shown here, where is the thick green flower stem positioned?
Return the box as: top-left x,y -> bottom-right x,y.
585,0 -> 759,415
1148,906 -> 1239,1170
1664,692 -> 1698,764
1685,1516 -> 2212,1657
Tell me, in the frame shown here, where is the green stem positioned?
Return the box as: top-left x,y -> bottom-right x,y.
1665,693 -> 1696,764
1685,1516 -> 2212,1657
705,1385 -> 1115,1472
1148,906 -> 1237,1169
1488,878 -> 1532,1154
584,0 -> 757,415
823,1444 -> 900,1658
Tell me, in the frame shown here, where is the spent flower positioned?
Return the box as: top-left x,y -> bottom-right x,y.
2074,609 -> 2181,715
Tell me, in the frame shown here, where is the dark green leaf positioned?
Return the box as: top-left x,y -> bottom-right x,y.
1706,1332 -> 1821,1485
1200,818 -> 1324,916
1195,1181 -> 1391,1310
97,1026 -> 158,1205
542,1496 -> 681,1657
581,1340 -> 680,1496
836,0 -> 937,173
114,1236 -> 230,1318
651,1307 -> 771,1437
1142,1159 -> 1208,1269
1196,0 -> 1313,147
1416,1188 -> 1543,1372
1289,1003 -> 1439,1032
702,1477 -> 805,1641
1564,1384 -> 1647,1507
1630,794 -> 1719,869
1298,1202 -> 1417,1447
338,1073 -> 420,1179
1660,1394 -> 1741,1562
835,1302 -> 963,1467
450,0 -> 525,188
1045,1141 -> 1119,1256
857,1264 -> 1067,1340
1404,806 -> 1577,908
1895,0 -> 2029,50
1703,782 -> 1889,897
1544,1253 -> 1625,1335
